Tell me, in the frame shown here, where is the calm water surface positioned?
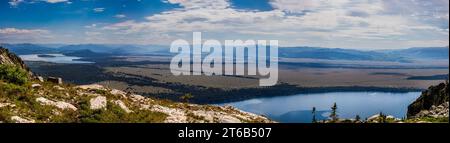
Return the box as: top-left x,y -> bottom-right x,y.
221,92 -> 421,123
20,54 -> 93,64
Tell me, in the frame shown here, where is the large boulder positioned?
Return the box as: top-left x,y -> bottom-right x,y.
90,96 -> 107,110
47,77 -> 63,85
10,116 -> 35,123
407,81 -> 449,118
36,97 -> 77,111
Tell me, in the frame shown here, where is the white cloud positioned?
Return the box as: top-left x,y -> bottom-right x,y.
85,31 -> 101,36
8,0 -> 24,6
84,24 -> 98,29
269,0 -> 322,13
95,0 -> 448,49
93,8 -> 105,13
9,0 -> 70,6
114,14 -> 127,19
44,0 -> 68,3
0,28 -> 53,43
163,0 -> 230,9
0,28 -> 49,35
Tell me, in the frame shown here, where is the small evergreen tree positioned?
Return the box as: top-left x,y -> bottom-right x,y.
180,93 -> 194,103
330,103 -> 338,122
378,112 -> 387,123
312,107 -> 317,123
355,115 -> 361,122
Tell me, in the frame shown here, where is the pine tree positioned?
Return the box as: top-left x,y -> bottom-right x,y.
312,107 -> 317,123
330,103 -> 338,122
355,115 -> 361,122
378,112 -> 386,123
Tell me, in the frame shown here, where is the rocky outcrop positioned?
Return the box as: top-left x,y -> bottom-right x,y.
0,47 -> 31,75
47,77 -> 63,85
113,100 -> 132,113
10,116 -> 35,123
413,102 -> 449,118
36,97 -> 78,111
407,81 -> 449,118
89,96 -> 107,110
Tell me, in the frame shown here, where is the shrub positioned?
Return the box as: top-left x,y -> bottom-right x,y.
0,82 -> 27,99
0,108 -> 12,123
0,65 -> 29,85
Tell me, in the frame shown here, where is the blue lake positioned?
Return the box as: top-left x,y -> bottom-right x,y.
19,54 -> 93,64
221,92 -> 421,123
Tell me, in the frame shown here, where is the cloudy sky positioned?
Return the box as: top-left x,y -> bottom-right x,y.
0,0 -> 448,49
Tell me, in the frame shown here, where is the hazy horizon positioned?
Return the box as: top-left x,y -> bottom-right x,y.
1,42 -> 449,51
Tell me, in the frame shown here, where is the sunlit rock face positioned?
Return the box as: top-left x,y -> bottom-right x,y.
408,82 -> 449,118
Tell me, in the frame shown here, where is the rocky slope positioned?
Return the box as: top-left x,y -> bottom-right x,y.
0,47 -> 30,73
407,81 -> 449,119
1,46 -> 272,123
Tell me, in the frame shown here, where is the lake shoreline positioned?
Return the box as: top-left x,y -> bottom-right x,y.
207,84 -> 423,104
220,91 -> 422,123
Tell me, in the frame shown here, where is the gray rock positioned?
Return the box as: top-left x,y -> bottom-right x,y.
0,102 -> 14,108
47,77 -> 63,85
36,97 -> 77,111
408,82 -> 448,118
53,85 -> 65,90
113,100 -> 132,113
37,76 -> 44,82
11,116 -> 35,123
90,96 -> 107,110
31,83 -> 42,88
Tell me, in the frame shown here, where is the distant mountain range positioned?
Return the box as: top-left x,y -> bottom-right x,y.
0,43 -> 168,56
0,43 -> 58,55
279,47 -> 406,62
1,43 -> 448,62
380,47 -> 450,60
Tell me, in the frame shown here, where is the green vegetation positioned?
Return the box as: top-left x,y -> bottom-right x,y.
405,117 -> 449,123
180,93 -> 194,103
0,108 -> 12,123
0,65 -> 29,85
1,80 -> 169,123
1,70 -> 169,123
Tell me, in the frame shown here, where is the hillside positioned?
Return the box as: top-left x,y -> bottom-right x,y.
1,46 -> 272,123
407,81 -> 449,119
0,48 -> 30,71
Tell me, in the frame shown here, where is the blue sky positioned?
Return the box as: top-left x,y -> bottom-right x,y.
0,0 -> 448,49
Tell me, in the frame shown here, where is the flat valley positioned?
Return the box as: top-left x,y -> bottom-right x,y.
24,53 -> 448,104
